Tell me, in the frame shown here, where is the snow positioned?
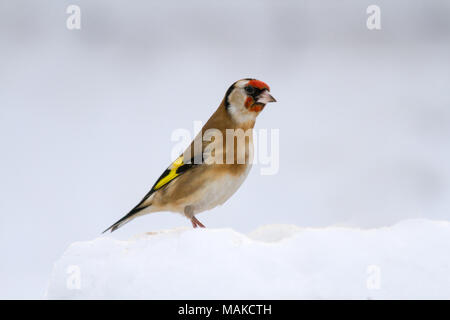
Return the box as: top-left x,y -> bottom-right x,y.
46,219 -> 450,299
2,1 -> 450,298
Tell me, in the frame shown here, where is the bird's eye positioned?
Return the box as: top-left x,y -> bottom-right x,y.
244,86 -> 255,95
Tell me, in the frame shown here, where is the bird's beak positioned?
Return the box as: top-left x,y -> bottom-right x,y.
257,90 -> 277,104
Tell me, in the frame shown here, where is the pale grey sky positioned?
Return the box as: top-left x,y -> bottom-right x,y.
1,0 -> 449,298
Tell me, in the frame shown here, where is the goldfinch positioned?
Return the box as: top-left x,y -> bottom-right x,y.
104,78 -> 276,232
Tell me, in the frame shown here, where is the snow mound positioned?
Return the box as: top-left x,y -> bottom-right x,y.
46,219 -> 450,299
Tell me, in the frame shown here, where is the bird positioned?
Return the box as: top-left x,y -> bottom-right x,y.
103,78 -> 276,233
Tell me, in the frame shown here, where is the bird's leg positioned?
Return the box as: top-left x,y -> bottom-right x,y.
184,205 -> 206,229
191,216 -> 206,228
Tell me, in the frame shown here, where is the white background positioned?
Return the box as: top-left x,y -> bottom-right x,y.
1,0 -> 449,298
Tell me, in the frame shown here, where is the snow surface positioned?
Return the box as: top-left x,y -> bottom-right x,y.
3,1 -> 450,299
46,219 -> 450,299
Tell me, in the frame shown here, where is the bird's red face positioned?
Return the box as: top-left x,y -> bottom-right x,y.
225,78 -> 276,123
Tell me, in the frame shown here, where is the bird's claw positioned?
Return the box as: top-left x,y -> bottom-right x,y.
191,216 -> 206,228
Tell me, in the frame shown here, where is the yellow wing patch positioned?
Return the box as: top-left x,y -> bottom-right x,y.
153,155 -> 185,191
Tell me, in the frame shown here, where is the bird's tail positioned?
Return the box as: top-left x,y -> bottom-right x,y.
102,204 -> 151,233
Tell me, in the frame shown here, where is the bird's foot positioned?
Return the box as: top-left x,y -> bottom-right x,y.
191,216 -> 206,228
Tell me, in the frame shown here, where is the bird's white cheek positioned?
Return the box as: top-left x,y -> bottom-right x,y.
228,104 -> 257,124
